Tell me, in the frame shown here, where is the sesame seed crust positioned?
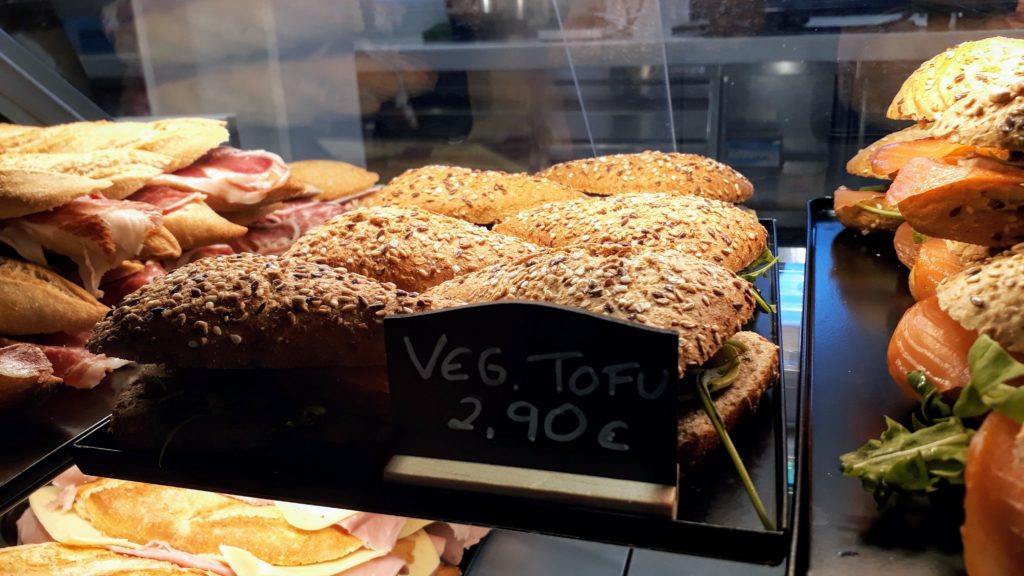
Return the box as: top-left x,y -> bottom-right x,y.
535,151 -> 754,203
936,243 -> 1024,354
423,245 -> 757,370
361,165 -> 584,224
493,193 -> 766,272
284,206 -> 540,291
86,253 -> 460,368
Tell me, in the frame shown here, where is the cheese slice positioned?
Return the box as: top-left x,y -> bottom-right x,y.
405,530 -> 441,576
28,486 -> 138,548
398,519 -> 433,540
220,545 -> 386,576
273,501 -> 358,532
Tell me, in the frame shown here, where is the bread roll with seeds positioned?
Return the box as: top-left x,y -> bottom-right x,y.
536,151 -> 753,203
677,331 -> 778,467
936,243 -> 1024,354
87,253 -> 460,368
74,478 -> 364,566
0,256 -> 109,335
288,159 -> 380,201
888,37 -> 1024,151
424,246 -> 757,369
363,165 -> 583,224
285,206 -> 540,291
493,193 -> 766,272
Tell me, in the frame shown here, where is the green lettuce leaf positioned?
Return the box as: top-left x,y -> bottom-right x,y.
840,417 -> 974,510
953,335 -> 1024,422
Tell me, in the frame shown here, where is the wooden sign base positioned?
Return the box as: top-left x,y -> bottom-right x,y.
384,455 -> 678,518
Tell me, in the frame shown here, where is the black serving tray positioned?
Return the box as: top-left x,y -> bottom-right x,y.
72,220 -> 791,564
791,199 -> 965,575
0,376 -> 124,516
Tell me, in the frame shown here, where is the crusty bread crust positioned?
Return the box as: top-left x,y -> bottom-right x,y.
87,253 -> 460,368
284,206 -> 539,291
0,118 -> 229,171
75,479 -> 363,566
845,125 -> 931,179
363,165 -> 583,224
0,256 -> 108,335
536,151 -> 753,202
936,243 -> 1024,355
140,226 -> 183,260
0,150 -> 171,201
289,159 -> 379,201
0,543 -> 213,575
0,169 -> 112,220
423,245 -> 757,369
492,193 -> 766,272
677,331 -> 779,467
888,37 -> 1024,151
163,201 -> 248,250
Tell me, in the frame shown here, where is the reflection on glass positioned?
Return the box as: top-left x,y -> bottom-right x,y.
4,0 -> 1024,229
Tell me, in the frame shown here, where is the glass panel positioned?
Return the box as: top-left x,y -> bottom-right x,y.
5,1 -> 1024,231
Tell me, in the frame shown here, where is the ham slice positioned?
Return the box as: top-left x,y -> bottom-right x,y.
100,261 -> 166,306
229,199 -> 352,255
128,185 -> 206,215
16,509 -> 53,545
426,523 -> 491,565
108,541 -> 236,576
337,513 -> 407,552
0,334 -> 130,390
48,465 -> 99,512
150,146 -> 290,208
0,196 -> 166,295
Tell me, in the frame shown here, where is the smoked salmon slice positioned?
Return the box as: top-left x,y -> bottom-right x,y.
869,138 -> 1007,178
909,238 -> 964,301
962,412 -> 1024,576
893,222 -> 920,269
887,296 -> 976,398
886,157 -> 1024,246
833,187 -> 902,232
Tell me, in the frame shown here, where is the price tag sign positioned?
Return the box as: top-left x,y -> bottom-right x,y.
385,302 -> 678,487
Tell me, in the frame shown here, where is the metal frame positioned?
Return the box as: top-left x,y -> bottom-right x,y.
0,28 -> 108,124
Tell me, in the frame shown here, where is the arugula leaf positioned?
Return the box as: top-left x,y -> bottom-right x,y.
855,201 -> 904,219
954,335 -> 1024,422
840,417 -> 974,510
858,184 -> 890,192
739,248 -> 780,283
911,229 -> 928,244
679,338 -> 748,402
907,371 -> 954,429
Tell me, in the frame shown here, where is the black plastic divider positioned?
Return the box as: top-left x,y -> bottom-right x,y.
793,199 -> 964,574
72,220 -> 792,564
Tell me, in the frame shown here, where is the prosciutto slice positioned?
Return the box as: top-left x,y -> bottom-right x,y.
150,146 -> 290,207
167,244 -> 235,271
229,199 -> 352,255
128,185 -> 205,214
0,196 -> 165,295
0,334 -> 130,390
100,260 -> 167,306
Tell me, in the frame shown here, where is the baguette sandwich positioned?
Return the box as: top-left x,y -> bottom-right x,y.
10,468 -> 484,575
422,245 -> 779,466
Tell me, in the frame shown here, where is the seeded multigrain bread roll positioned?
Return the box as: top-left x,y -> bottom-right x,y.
888,37 -> 1024,151
936,243 -> 1024,355
493,193 -> 766,272
536,151 -> 754,202
87,254 -> 459,368
363,165 -> 583,224
424,246 -> 757,369
285,206 -> 540,291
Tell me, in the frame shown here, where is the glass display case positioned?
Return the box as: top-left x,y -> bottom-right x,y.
1,2 -> 1022,575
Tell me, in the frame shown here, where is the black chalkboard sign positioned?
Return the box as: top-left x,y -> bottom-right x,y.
385,301 -> 679,486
